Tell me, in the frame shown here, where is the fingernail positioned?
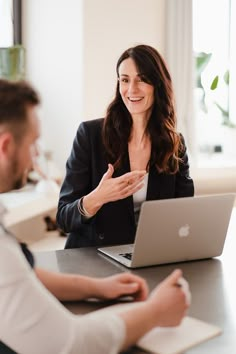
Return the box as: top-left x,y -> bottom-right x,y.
131,282 -> 138,288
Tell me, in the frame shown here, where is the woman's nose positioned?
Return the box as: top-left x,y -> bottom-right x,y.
128,80 -> 139,93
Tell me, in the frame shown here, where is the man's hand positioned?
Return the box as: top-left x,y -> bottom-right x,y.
148,269 -> 190,327
94,273 -> 149,301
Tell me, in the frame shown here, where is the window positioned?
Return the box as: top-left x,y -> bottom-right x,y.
0,0 -> 21,46
0,0 -> 13,46
193,0 -> 235,167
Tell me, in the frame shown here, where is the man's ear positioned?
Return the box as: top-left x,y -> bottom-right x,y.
0,132 -> 14,157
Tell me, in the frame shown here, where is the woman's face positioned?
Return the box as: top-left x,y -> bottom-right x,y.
118,57 -> 154,119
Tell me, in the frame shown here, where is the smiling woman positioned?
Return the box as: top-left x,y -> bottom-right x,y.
56,44 -> 194,249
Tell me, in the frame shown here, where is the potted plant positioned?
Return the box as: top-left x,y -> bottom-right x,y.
0,44 -> 25,81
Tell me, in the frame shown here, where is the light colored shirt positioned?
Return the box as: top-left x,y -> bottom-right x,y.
133,173 -> 149,211
133,173 -> 148,225
0,204 -> 125,354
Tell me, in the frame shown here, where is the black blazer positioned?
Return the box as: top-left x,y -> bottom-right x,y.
57,118 -> 194,248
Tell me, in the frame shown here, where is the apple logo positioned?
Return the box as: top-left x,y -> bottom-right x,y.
178,224 -> 190,237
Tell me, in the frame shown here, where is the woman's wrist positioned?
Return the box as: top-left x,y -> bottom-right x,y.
78,197 -> 93,218
82,193 -> 103,216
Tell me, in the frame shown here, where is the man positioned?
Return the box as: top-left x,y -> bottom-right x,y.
0,79 -> 190,354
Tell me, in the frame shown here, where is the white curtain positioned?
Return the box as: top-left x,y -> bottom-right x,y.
164,0 -> 196,162
229,0 -> 236,125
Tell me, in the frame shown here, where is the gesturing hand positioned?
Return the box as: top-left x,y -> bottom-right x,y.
96,164 -> 146,203
83,164 -> 146,215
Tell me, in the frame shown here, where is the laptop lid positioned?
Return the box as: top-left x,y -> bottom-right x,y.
98,194 -> 235,268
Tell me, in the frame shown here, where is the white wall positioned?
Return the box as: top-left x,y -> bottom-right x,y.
22,0 -> 165,170
83,0 -> 166,119
22,0 -> 83,171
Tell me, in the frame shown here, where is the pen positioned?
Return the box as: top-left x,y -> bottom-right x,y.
176,277 -> 191,306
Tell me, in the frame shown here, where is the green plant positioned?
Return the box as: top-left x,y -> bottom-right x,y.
210,69 -> 235,127
195,51 -> 234,128
0,45 -> 25,81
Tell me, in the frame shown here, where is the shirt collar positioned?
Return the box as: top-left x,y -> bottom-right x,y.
0,201 -> 8,221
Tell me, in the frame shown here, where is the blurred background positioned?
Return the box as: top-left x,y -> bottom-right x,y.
1,0 -> 236,188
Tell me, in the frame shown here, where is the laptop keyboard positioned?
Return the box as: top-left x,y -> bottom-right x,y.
119,252 -> 133,260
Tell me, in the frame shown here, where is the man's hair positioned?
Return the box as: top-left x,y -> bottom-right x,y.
0,79 -> 40,139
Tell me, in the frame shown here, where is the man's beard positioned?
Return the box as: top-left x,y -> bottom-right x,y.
12,166 -> 28,190
13,176 -> 25,190
1,156 -> 28,192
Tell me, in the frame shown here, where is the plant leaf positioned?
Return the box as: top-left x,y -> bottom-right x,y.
195,52 -> 212,75
210,76 -> 219,90
214,102 -> 228,117
224,70 -> 229,85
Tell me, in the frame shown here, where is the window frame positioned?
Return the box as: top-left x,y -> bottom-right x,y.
13,0 -> 22,44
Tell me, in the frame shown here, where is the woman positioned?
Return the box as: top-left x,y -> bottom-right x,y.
57,44 -> 194,248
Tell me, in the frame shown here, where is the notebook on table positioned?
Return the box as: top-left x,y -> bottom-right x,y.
138,316 -> 221,354
92,302 -> 222,354
98,194 -> 235,268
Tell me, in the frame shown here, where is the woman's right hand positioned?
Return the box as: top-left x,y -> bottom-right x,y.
83,164 -> 146,216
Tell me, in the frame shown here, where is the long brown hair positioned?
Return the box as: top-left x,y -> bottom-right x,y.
102,44 -> 183,174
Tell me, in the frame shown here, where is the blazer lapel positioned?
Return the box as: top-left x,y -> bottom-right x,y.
146,165 -> 162,200
114,149 -> 135,224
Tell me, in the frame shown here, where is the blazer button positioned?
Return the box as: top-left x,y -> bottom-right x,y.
98,233 -> 105,240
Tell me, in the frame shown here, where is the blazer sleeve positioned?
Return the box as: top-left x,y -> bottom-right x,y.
56,122 -> 94,233
175,135 -> 194,198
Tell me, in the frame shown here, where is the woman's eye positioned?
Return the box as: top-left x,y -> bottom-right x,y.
138,76 -> 146,82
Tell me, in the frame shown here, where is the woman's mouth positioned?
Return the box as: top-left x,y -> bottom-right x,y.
128,97 -> 143,102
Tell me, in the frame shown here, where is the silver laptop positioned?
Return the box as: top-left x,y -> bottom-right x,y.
98,194 -> 235,268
